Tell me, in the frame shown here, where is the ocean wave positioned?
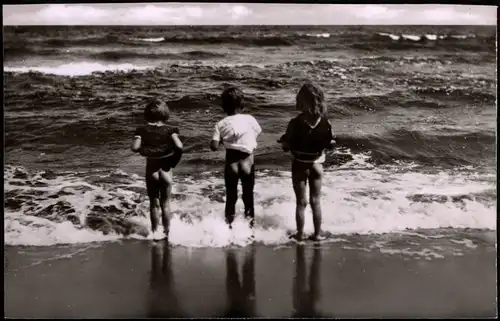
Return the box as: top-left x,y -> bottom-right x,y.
411,86 -> 496,103
4,165 -> 495,247
16,32 -> 492,49
159,35 -> 296,46
16,34 -> 297,47
376,32 -> 478,42
335,86 -> 496,113
133,37 -> 165,42
3,26 -> 495,53
335,129 -> 496,166
352,32 -> 495,51
4,62 -> 153,77
3,46 -> 61,61
90,50 -> 226,61
306,33 -> 331,38
361,54 -> 494,65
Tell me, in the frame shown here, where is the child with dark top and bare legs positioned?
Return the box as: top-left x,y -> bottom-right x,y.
210,87 -> 262,230
278,83 -> 335,242
131,98 -> 184,241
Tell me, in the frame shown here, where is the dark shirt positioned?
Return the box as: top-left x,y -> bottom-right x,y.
134,124 -> 179,158
280,114 -> 334,162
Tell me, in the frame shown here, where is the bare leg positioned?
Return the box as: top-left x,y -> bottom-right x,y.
291,161 -> 309,241
308,163 -> 324,240
159,169 -> 173,238
241,162 -> 255,228
146,176 -> 161,234
224,162 -> 239,228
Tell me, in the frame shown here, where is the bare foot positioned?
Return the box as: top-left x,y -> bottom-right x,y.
151,230 -> 167,241
308,234 -> 325,242
289,233 -> 304,242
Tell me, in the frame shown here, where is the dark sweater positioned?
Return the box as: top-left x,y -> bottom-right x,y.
134,124 -> 179,158
280,114 -> 334,162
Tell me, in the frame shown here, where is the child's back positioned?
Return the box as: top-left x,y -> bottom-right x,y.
211,87 -> 262,229
214,113 -> 260,155
283,112 -> 333,163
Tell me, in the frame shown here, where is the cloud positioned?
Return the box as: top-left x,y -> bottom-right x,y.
353,5 -> 405,20
230,5 -> 252,21
126,5 -> 206,24
2,4 -> 497,25
37,5 -> 106,24
2,4 -> 245,25
421,7 -> 484,23
40,4 -> 128,25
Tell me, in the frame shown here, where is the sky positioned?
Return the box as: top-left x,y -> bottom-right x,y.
2,3 -> 497,26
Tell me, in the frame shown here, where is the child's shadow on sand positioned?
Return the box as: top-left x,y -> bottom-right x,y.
222,246 -> 257,318
292,244 -> 326,318
147,241 -> 184,318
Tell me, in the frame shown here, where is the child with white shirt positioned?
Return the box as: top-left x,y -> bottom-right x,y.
210,87 -> 262,229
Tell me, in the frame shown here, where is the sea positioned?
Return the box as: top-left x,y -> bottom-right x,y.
3,25 -> 497,256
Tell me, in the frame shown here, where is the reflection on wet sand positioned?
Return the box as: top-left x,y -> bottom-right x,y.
292,244 -> 324,318
147,241 -> 185,318
222,245 -> 256,317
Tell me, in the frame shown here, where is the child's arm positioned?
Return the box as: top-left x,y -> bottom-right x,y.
131,128 -> 142,153
169,133 -> 184,168
325,120 -> 336,150
171,133 -> 184,152
278,138 -> 290,152
278,119 -> 294,152
167,128 -> 184,168
210,121 -> 222,151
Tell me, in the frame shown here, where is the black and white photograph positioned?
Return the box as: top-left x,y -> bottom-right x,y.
3,2 -> 497,318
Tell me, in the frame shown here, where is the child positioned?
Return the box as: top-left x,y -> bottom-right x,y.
131,98 -> 184,241
210,87 -> 262,229
278,83 -> 335,242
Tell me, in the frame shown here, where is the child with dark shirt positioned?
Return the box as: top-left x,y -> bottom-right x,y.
210,87 -> 262,229
131,98 -> 184,241
278,83 -> 335,242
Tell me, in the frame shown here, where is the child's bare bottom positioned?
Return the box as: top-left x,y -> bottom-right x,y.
224,149 -> 255,229
146,158 -> 173,237
291,160 -> 324,241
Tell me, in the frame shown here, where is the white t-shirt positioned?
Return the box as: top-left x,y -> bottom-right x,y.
212,114 -> 262,154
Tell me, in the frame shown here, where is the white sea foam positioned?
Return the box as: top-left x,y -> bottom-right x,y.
401,34 -> 421,42
306,33 -> 330,38
134,37 -> 165,42
378,32 -> 401,41
4,62 -> 153,77
378,32 -> 476,42
450,34 -> 475,39
4,162 -> 496,248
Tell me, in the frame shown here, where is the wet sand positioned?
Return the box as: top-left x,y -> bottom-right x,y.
4,239 -> 497,318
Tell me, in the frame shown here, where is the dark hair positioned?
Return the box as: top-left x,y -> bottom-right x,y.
144,98 -> 170,123
296,82 -> 326,117
221,87 -> 244,114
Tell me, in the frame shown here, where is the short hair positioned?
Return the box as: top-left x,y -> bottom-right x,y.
144,98 -> 170,123
221,87 -> 244,114
296,82 -> 326,117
